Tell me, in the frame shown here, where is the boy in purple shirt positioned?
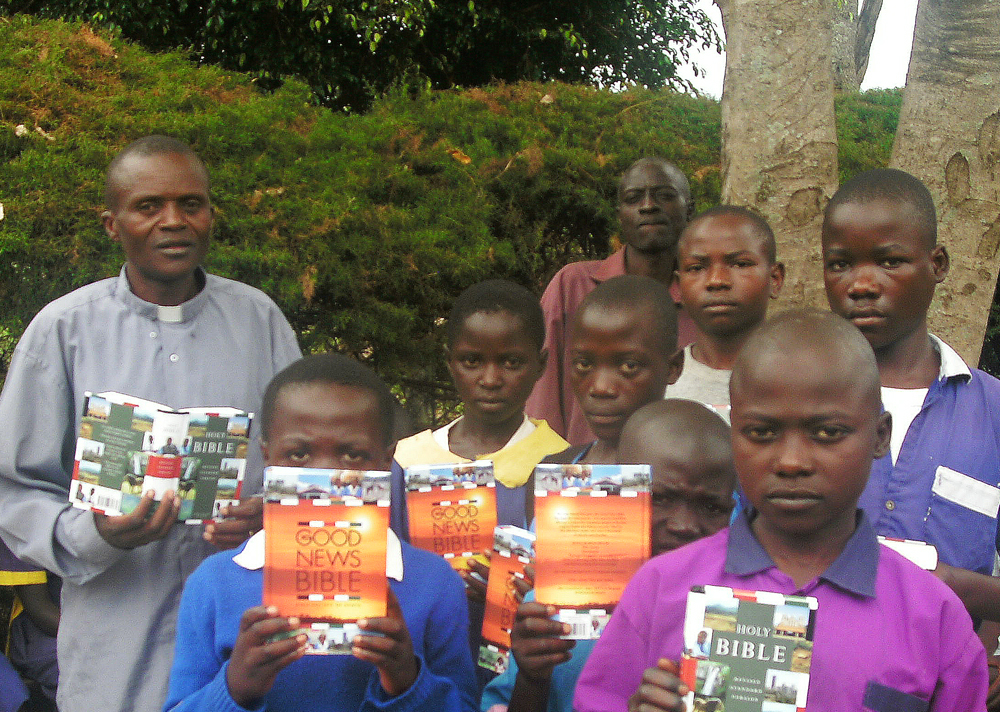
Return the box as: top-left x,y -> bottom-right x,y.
574,310 -> 987,712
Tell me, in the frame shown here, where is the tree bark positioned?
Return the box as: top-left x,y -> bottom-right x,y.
890,0 -> 1000,363
831,1 -> 882,92
715,0 -> 840,310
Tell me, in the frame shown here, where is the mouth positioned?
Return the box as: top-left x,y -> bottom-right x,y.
584,411 -> 625,428
765,491 -> 822,511
702,301 -> 739,312
846,308 -> 886,329
156,240 -> 196,256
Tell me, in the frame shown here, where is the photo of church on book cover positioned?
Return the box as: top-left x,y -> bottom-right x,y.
71,391 -> 251,522
679,585 -> 817,712
478,525 -> 535,673
404,460 -> 497,571
533,463 -> 650,639
263,466 -> 391,655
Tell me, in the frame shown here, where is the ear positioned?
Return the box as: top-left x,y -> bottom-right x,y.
444,347 -> 457,380
260,439 -> 271,465
930,245 -> 949,284
769,262 -> 786,299
873,411 -> 892,460
101,210 -> 118,242
665,347 -> 685,387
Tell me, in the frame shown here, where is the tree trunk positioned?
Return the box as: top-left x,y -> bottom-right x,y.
715,0 -> 840,311
890,0 -> 1000,364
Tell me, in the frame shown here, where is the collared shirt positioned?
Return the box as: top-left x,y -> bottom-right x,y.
0,266 -> 301,712
574,511 -> 987,712
860,335 -> 1000,575
525,249 -> 696,446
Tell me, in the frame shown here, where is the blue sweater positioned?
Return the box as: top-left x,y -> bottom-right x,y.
163,540 -> 477,712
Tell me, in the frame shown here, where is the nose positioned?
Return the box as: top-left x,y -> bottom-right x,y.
587,366 -> 618,399
774,432 -> 813,477
159,201 -> 185,229
639,190 -> 658,213
662,502 -> 701,541
846,265 -> 880,300
706,263 -> 731,290
478,362 -> 502,389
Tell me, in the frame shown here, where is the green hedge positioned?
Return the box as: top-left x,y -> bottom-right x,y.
0,17 -> 903,427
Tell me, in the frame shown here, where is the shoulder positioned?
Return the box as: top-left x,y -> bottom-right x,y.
540,443 -> 591,464
22,277 -> 117,332
540,258 -> 604,305
393,429 -> 451,468
184,546 -> 255,599
400,541 -> 464,590
202,273 -> 286,313
874,545 -> 972,627
636,530 -> 729,585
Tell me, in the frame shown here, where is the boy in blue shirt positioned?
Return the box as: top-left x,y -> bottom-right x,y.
164,354 -> 477,711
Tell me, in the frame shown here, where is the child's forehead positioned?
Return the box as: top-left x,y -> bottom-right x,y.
455,308 -> 528,339
824,197 -> 926,240
681,216 -> 769,255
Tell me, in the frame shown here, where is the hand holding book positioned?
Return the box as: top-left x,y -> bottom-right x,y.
510,602 -> 575,683
226,605 -> 308,708
203,496 -> 263,550
627,658 -> 688,712
352,589 -> 418,697
94,489 -> 179,549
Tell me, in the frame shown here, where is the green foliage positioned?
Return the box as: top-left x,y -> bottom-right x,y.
834,88 -> 902,183
3,0 -> 719,111
0,18 -> 906,426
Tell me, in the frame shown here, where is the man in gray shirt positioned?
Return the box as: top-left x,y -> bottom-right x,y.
0,136 -> 301,712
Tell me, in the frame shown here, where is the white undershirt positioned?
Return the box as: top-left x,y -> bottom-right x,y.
880,386 -> 928,464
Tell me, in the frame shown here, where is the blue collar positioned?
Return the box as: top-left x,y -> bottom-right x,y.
725,509 -> 878,598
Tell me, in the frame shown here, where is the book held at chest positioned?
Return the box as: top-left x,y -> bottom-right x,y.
680,585 -> 818,712
71,391 -> 252,522
404,460 -> 497,571
477,525 -> 535,673
263,466 -> 392,654
533,463 -> 651,639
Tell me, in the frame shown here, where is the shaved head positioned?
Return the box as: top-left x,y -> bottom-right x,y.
620,399 -> 731,460
105,135 -> 209,210
731,309 -> 881,413
618,157 -> 691,207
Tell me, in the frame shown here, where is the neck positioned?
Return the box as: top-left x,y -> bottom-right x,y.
751,513 -> 856,589
690,333 -> 747,371
623,245 -> 676,284
447,413 -> 523,460
125,265 -> 201,306
874,327 -> 939,389
582,438 -> 617,465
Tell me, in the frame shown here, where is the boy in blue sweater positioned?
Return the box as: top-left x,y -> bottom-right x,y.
164,354 -> 477,711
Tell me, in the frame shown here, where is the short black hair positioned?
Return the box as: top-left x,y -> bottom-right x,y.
575,275 -> 678,355
446,279 -> 545,352
105,135 -> 209,209
683,205 -> 777,264
261,354 -> 397,446
824,168 -> 937,247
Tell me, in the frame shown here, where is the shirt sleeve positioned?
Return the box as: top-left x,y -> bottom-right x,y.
525,271 -> 570,440
928,596 -> 989,712
364,568 -> 478,712
0,329 -> 126,584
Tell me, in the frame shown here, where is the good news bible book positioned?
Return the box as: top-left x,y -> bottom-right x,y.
262,466 -> 392,654
71,391 -> 252,522
478,525 -> 535,673
533,463 -> 651,638
403,460 -> 497,572
679,585 -> 818,712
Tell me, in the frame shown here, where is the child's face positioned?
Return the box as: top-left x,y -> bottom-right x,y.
569,304 -> 681,443
262,382 -> 393,471
822,199 -> 948,351
447,310 -> 545,426
676,214 -> 783,338
730,346 -> 890,542
623,434 -> 734,556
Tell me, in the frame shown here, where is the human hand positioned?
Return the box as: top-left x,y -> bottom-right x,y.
512,563 -> 535,603
461,552 -> 490,603
510,601 -> 575,684
628,658 -> 688,712
226,606 -> 307,708
94,489 -> 178,549
352,589 -> 418,697
204,496 -> 263,550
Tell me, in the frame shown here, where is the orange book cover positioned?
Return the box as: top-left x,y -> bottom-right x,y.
404,461 -> 497,571
263,466 -> 391,654
477,526 -> 535,673
533,463 -> 651,639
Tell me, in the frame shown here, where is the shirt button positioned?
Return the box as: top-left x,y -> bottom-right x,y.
169,353 -> 179,363
885,500 -> 896,511
149,331 -> 157,338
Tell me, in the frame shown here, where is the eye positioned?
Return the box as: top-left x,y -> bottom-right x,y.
183,198 -> 206,212
652,188 -> 678,203
741,424 -> 777,442
459,355 -> 481,368
734,259 -> 756,268
683,263 -> 704,273
651,492 -> 675,507
341,450 -> 368,466
285,448 -> 310,464
502,356 -> 525,369
136,200 -> 158,214
621,190 -> 642,205
571,357 -> 593,374
879,257 -> 905,269
620,359 -> 643,376
825,259 -> 849,272
703,500 -> 733,516
813,424 -> 850,442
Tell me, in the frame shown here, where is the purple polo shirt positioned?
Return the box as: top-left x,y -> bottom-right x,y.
860,337 -> 1000,577
574,511 -> 987,712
